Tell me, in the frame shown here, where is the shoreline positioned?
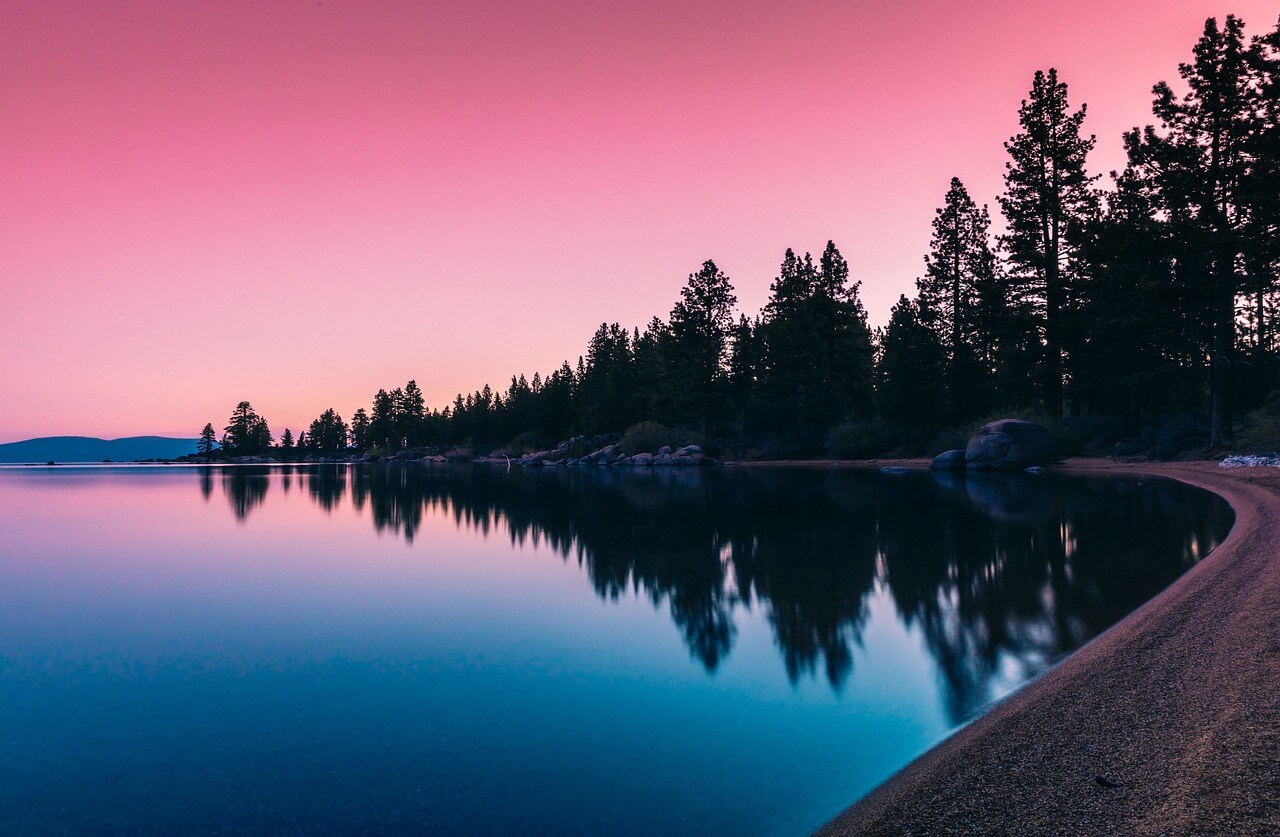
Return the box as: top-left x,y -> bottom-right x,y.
817,459 -> 1280,835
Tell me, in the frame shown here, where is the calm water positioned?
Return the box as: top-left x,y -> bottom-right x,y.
0,464 -> 1231,834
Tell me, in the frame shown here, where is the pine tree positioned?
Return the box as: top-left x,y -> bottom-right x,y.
1134,16 -> 1265,443
1072,166 -> 1203,430
815,240 -> 875,425
633,318 -> 669,422
350,408 -> 371,449
917,178 -> 1000,421
400,380 -> 426,447
876,296 -> 947,436
756,243 -> 873,442
369,389 -> 395,449
198,423 -> 217,454
1246,18 -> 1280,389
1000,68 -> 1099,419
308,408 -> 349,453
580,323 -> 637,434
667,260 -> 737,438
728,314 -> 761,428
224,401 -> 272,454
280,428 -> 294,449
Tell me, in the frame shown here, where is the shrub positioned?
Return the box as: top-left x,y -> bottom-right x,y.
622,421 -> 671,455
508,430 -> 548,455
1112,413 -> 1207,460
1236,394 -> 1280,454
1056,415 -> 1124,457
667,426 -> 704,448
925,425 -> 971,456
826,420 -> 900,459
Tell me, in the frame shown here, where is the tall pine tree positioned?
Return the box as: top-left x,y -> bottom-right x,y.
1000,68 -> 1099,420
917,178 -> 1001,421
1134,16 -> 1264,443
666,260 -> 737,438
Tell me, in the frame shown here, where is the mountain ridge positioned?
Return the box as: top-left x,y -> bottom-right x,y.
0,436 -> 198,463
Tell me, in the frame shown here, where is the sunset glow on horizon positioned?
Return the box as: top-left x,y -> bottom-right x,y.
4,0 -> 1277,441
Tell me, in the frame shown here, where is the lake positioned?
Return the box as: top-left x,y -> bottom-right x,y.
0,464 -> 1232,834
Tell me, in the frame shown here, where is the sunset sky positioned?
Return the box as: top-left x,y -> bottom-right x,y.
3,0 -> 1277,442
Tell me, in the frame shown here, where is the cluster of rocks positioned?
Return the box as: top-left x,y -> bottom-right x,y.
478,441 -> 718,468
931,419 -> 1058,471
422,449 -> 473,463
1220,454 -> 1280,469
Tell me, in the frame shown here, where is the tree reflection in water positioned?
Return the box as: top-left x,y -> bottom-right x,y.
213,464 -> 1231,722
220,467 -> 270,521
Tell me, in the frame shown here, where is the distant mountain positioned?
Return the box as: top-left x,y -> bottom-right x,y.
0,436 -> 198,463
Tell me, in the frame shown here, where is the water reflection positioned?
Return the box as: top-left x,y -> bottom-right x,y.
221,467 -> 269,520
211,464 -> 1231,722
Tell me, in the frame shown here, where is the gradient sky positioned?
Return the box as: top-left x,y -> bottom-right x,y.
3,0 -> 1278,441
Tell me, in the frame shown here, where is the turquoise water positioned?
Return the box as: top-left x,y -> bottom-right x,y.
0,465 -> 1231,834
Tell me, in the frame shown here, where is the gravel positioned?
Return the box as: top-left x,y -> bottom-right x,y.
817,461 -> 1280,836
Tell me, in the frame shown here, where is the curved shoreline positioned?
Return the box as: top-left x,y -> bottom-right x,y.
816,460 -> 1280,835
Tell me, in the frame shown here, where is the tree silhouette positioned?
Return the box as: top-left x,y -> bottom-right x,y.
877,295 -> 947,435
1130,16 -> 1264,444
917,178 -> 1002,421
308,408 -> 349,453
224,401 -> 272,454
1000,68 -> 1100,421
666,260 -> 737,438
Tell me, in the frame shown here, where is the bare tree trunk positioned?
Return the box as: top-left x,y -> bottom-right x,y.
1209,288 -> 1234,447
1044,252 -> 1063,421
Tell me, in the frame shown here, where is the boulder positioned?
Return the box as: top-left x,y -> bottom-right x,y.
964,419 -> 1057,470
631,452 -> 653,466
929,449 -> 967,471
657,445 -> 672,456
653,453 -> 674,466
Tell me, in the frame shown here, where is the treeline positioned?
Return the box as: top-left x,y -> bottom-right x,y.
205,15 -> 1280,459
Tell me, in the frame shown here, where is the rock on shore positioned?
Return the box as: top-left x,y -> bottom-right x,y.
931,419 -> 1058,471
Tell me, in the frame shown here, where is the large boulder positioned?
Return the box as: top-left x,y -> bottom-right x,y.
929,449 -> 967,471
964,419 -> 1057,470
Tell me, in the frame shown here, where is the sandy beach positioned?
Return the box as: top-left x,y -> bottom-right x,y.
816,460 -> 1280,835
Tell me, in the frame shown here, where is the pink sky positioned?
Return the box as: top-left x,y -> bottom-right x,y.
3,0 -> 1277,442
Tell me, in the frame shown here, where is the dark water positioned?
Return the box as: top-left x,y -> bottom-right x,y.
0,464 -> 1232,834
